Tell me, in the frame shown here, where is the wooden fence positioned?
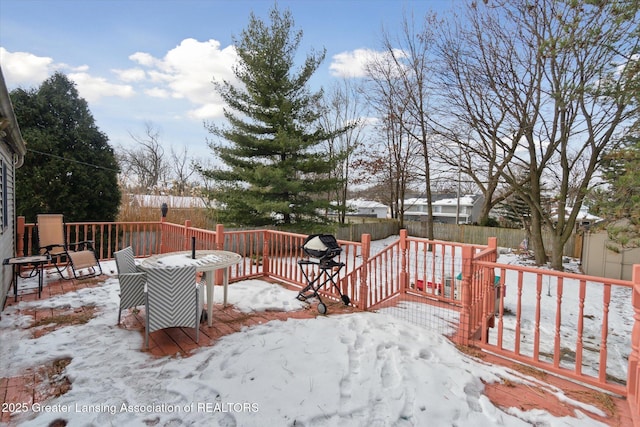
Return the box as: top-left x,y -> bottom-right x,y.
335,220 -> 577,257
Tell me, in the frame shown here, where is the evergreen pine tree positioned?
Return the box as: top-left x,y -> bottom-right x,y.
591,137 -> 640,250
201,5 -> 343,228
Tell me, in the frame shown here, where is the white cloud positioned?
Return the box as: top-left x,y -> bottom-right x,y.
129,52 -> 158,67
73,64 -> 90,73
330,48 -> 409,78
1,48 -> 136,102
330,48 -> 379,78
68,72 -> 135,103
147,69 -> 173,84
2,38 -> 239,120
113,67 -> 146,82
188,103 -> 225,120
144,87 -> 170,98
0,48 -> 57,87
128,38 -> 239,119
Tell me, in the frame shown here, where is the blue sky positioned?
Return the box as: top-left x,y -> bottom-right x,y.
1,0 -> 457,159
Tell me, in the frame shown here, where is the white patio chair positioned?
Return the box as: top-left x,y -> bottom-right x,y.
114,246 -> 146,325
144,265 -> 204,349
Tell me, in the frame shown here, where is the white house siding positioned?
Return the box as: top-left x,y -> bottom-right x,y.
328,199 -> 389,220
0,66 -> 27,312
403,195 -> 484,224
345,199 -> 388,218
0,137 -> 16,310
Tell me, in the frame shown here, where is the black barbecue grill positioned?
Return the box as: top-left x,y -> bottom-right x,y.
297,234 -> 350,314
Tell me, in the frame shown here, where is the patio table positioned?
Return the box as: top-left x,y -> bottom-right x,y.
140,250 -> 242,326
3,254 -> 51,302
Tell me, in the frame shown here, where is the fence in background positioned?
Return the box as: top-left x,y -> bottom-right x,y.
331,219 -> 577,257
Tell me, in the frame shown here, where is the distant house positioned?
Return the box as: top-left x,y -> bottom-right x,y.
403,195 -> 484,224
328,199 -> 388,220
0,66 -> 28,310
551,206 -> 602,231
345,199 -> 388,219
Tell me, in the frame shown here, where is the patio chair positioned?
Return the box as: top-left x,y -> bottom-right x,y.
114,247 -> 146,325
144,265 -> 204,349
36,214 -> 103,280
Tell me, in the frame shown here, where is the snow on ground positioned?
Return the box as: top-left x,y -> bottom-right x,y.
0,238 -> 616,426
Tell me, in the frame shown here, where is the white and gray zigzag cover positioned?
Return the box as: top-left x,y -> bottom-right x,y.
146,266 -> 203,334
114,247 -> 146,323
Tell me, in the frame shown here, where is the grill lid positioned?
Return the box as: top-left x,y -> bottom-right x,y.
302,234 -> 342,260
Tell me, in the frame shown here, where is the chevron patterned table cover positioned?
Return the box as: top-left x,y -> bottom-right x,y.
141,250 -> 242,326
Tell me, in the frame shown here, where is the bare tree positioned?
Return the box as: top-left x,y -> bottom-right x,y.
194,158 -> 221,210
319,79 -> 367,223
381,113 -> 421,226
441,0 -> 639,269
363,51 -> 422,227
432,10 -> 523,226
170,146 -> 196,196
368,12 -> 438,235
118,122 -> 169,192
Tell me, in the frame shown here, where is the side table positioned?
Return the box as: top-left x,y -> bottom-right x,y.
3,255 -> 51,302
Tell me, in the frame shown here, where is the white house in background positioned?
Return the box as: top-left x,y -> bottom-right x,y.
0,66 -> 28,311
403,195 -> 484,224
128,194 -> 208,210
551,206 -> 602,230
329,199 -> 388,219
347,199 -> 388,218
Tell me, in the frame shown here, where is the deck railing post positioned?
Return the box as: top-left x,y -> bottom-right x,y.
487,237 -> 497,261
627,264 -> 640,419
400,229 -> 409,293
183,220 -> 192,251
215,224 -> 225,285
159,209 -> 167,254
359,233 -> 371,310
215,224 -> 224,250
16,216 -> 25,257
262,230 -> 270,278
457,245 -> 474,346
486,236 -> 499,331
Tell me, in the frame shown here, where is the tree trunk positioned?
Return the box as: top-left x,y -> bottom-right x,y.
530,208 -> 547,265
549,234 -> 565,271
478,203 -> 492,226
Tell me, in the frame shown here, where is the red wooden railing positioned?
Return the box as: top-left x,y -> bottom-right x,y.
18,219 -> 165,260
16,217 -> 365,303
629,264 -> 640,423
13,217 -> 640,424
473,259 -> 638,396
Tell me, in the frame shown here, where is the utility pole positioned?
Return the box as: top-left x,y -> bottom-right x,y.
456,142 -> 462,225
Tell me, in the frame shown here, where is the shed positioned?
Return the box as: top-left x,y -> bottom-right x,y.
582,221 -> 640,281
